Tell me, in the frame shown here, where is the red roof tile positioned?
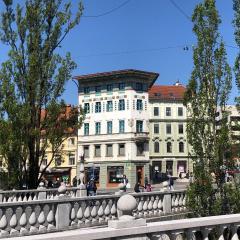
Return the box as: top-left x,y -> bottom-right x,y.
149,85 -> 186,101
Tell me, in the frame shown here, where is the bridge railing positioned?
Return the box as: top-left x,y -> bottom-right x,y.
0,189 -> 187,238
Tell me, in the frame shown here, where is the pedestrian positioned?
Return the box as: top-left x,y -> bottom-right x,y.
122,175 -> 128,192
145,183 -> 152,192
189,172 -> 194,184
72,176 -> 77,187
144,175 -> 149,188
168,174 -> 174,190
87,179 -> 97,196
134,182 -> 144,193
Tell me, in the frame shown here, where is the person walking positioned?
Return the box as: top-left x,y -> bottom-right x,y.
168,173 -> 174,190
87,179 -> 97,196
122,175 -> 128,192
134,182 -> 144,193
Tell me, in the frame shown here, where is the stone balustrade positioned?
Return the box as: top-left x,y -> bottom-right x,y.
0,189 -> 187,238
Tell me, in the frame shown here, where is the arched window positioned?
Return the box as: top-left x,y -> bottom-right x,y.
154,141 -> 159,153
167,142 -> 172,153
179,142 -> 184,153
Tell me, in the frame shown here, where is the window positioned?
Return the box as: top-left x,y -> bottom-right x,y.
167,142 -> 172,153
154,142 -> 159,153
84,103 -> 90,114
136,120 -> 143,133
106,144 -> 113,157
95,145 -> 101,157
68,138 -> 75,146
178,107 -> 183,116
119,82 -> 125,90
95,86 -> 101,93
84,146 -> 89,158
136,99 -> 143,110
108,166 -> 124,184
136,82 -> 143,91
95,122 -> 101,135
95,102 -> 101,113
179,142 -> 184,153
136,142 -> 144,156
106,101 -> 113,112
119,144 -> 125,156
119,120 -> 125,133
154,124 -> 159,134
166,124 -> 171,134
119,99 -> 125,111
84,87 -> 90,94
55,155 -> 62,166
107,121 -> 113,134
166,107 -> 171,116
68,154 -> 75,165
154,107 -> 159,116
178,124 -> 184,134
84,123 -> 89,136
107,84 -> 113,92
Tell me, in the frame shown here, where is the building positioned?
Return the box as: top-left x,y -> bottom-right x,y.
74,69 -> 159,188
148,83 -> 192,181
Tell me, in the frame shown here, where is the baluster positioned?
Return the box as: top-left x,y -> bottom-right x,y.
23,195 -> 28,202
38,210 -> 46,232
201,227 -> 212,240
47,209 -> 55,230
84,204 -> 90,224
178,194 -> 183,212
0,213 -> 8,237
98,202 -> 104,223
136,197 -> 143,218
170,230 -> 184,240
142,197 -> 149,216
147,196 -> 154,216
186,229 -> 197,240
231,224 -> 239,240
171,194 -> 176,212
158,196 -> 163,214
9,213 -> 18,236
218,225 -> 228,240
77,205 -> 83,226
91,204 -> 98,223
70,206 -> 77,226
174,194 -> 179,212
153,196 -> 159,216
29,211 -> 37,233
110,201 -> 117,220
33,194 -> 37,201
182,193 -> 186,210
19,208 -> 28,235
104,200 -> 111,221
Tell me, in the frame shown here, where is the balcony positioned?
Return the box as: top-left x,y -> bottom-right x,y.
134,131 -> 149,141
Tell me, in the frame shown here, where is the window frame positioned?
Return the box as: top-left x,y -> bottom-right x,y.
154,107 -> 159,116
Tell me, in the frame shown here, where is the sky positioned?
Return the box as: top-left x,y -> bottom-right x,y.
0,0 -> 239,105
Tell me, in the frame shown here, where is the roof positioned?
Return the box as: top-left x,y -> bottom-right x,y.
149,85 -> 186,101
73,69 -> 159,88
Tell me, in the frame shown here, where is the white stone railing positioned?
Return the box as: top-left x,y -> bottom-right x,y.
19,213 -> 240,240
0,190 -> 187,238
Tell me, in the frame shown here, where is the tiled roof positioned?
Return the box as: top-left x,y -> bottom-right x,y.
74,69 -> 159,87
149,85 -> 186,101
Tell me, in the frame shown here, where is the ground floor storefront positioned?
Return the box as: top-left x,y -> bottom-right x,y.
79,161 -> 150,189
150,158 -> 193,183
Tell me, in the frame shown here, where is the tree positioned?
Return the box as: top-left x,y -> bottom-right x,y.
184,0 -> 232,216
0,0 -> 84,189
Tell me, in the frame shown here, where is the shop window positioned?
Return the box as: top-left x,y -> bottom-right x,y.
136,142 -> 144,156
166,124 -> 171,134
167,142 -> 172,153
106,144 -> 113,157
107,166 -> 124,184
178,124 -> 184,134
68,154 -> 75,165
85,166 -> 100,184
84,146 -> 89,158
95,145 -> 101,157
119,144 -> 125,156
179,142 -> 184,153
154,124 -> 159,134
154,141 -> 159,153
154,107 -> 159,116
166,107 -> 171,116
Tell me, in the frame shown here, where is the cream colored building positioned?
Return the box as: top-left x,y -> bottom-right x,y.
148,83 -> 192,180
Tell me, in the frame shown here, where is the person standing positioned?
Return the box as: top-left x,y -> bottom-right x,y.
122,175 -> 128,192
168,173 -> 174,190
87,179 -> 97,196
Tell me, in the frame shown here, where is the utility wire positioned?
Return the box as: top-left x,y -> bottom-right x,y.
74,44 -> 193,58
83,0 -> 131,18
169,0 -> 238,50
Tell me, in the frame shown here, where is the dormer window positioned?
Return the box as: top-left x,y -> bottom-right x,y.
95,86 -> 101,93
119,82 -> 125,90
136,82 -> 143,91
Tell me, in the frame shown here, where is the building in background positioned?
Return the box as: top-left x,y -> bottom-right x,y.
148,83 -> 192,181
74,69 -> 159,188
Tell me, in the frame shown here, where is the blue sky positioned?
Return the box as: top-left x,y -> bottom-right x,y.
0,0 -> 239,105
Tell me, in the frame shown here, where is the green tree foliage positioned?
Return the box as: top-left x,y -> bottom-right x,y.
0,0 -> 84,189
184,0 -> 232,216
